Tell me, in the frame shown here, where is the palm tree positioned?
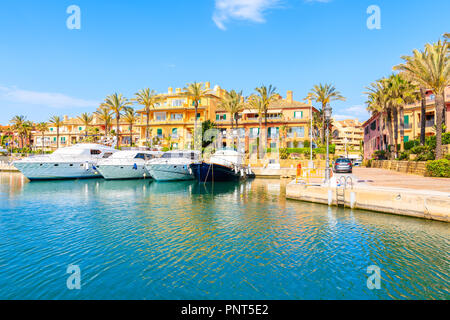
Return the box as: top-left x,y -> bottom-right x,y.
103,93 -> 132,149
444,33 -> 449,41
95,105 -> 113,136
36,122 -> 49,153
49,116 -> 63,149
254,85 -> 279,151
133,88 -> 160,146
78,112 -> 93,140
123,107 -> 138,147
218,90 -> 246,129
10,115 -> 27,149
394,54 -> 430,146
365,79 -> 391,152
247,94 -> 266,157
306,84 -> 346,145
385,74 -> 419,155
183,82 -> 209,149
394,40 -> 449,159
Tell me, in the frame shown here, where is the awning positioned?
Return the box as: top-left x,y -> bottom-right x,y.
267,109 -> 282,114
243,109 -> 258,114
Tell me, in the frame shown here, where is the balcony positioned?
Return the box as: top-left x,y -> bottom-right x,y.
426,120 -> 435,127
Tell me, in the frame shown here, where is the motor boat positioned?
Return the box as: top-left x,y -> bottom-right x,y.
96,150 -> 162,180
190,149 -> 254,182
13,144 -> 117,180
145,150 -> 201,181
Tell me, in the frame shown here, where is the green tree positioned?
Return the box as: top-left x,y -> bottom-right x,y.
49,116 -> 63,149
255,85 -> 279,151
306,84 -> 346,144
95,105 -> 113,136
183,82 -> 210,149
123,107 -> 138,147
133,88 -> 160,145
78,112 -> 93,140
394,40 -> 449,159
36,122 -> 49,153
103,93 -> 132,149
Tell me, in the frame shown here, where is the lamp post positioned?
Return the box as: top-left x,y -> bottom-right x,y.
324,104 -> 332,183
309,103 -> 313,168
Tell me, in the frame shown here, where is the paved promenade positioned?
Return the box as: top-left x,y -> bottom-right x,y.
351,168 -> 450,193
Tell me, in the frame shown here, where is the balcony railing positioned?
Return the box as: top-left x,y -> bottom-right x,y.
426,120 -> 435,127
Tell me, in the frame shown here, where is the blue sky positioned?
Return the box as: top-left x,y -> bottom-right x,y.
0,0 -> 449,124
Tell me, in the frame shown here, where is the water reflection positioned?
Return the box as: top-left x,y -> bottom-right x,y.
0,172 -> 448,300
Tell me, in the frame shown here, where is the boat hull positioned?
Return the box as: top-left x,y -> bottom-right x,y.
96,164 -> 149,180
191,162 -> 242,182
145,163 -> 194,181
13,161 -> 101,180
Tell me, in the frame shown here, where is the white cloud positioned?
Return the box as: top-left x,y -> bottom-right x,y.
334,105 -> 370,121
0,86 -> 99,109
212,0 -> 281,30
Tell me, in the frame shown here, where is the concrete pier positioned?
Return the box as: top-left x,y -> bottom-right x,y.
286,182 -> 450,223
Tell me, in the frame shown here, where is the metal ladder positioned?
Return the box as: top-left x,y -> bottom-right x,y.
336,176 -> 353,207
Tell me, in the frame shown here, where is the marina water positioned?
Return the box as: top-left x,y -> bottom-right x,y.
0,172 -> 448,300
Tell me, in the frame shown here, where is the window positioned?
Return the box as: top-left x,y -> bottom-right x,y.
370,121 -> 377,131
171,113 -> 183,120
404,115 -> 409,125
197,113 -> 201,119
155,112 -> 167,121
135,153 -> 146,160
294,111 -> 303,119
172,99 -> 186,107
157,129 -> 163,137
172,128 -> 178,138
216,114 -> 227,121
268,127 -> 279,138
90,150 -> 101,155
288,127 -> 304,138
79,127 -> 83,131
50,128 -> 54,132
250,128 -> 259,138
404,136 -> 409,143
365,127 -> 369,135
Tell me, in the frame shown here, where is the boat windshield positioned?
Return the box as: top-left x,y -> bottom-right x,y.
161,152 -> 199,160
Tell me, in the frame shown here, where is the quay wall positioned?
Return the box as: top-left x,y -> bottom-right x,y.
286,183 -> 450,222
370,160 -> 427,176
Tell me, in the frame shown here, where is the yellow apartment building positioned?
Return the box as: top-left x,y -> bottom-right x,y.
32,114 -> 140,150
331,119 -> 364,156
402,86 -> 450,142
135,82 -> 222,149
135,85 -> 318,152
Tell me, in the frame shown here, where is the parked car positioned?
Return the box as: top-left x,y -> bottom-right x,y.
333,158 -> 353,173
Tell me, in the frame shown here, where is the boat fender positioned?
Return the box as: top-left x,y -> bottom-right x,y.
84,162 -> 90,171
189,167 -> 193,175
240,169 -> 244,177
133,163 -> 138,170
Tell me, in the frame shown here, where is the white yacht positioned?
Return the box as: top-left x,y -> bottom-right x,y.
13,144 -> 117,181
96,150 -> 162,180
145,150 -> 201,181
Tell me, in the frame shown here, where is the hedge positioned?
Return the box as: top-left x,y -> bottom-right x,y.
426,159 -> 450,178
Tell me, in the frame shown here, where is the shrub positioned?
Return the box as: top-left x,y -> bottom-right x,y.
410,145 -> 430,155
373,150 -> 387,160
426,132 -> 450,149
162,147 -> 170,152
280,148 -> 289,160
404,140 -> 420,151
426,159 -> 450,178
445,154 -> 450,161
399,152 -> 410,161
303,140 -> 310,148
